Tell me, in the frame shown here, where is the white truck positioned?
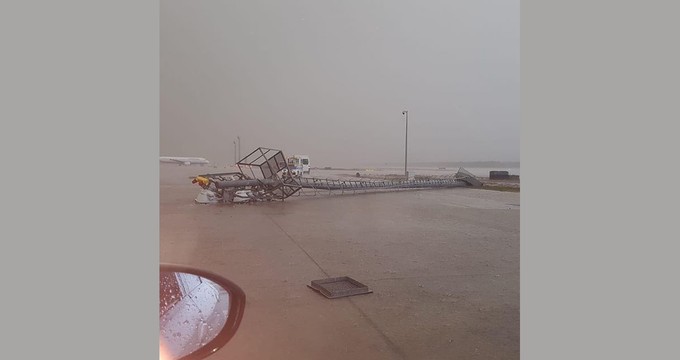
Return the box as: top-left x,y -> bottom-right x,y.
285,154 -> 310,177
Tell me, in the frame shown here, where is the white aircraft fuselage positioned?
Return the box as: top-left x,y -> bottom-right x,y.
160,156 -> 210,165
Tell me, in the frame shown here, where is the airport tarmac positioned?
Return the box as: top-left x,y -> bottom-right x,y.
160,164 -> 519,359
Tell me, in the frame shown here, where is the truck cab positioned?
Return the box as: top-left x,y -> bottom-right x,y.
286,155 -> 310,177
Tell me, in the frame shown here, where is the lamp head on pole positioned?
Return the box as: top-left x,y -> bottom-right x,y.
402,110 -> 407,115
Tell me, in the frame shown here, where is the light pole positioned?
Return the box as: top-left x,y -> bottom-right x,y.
402,110 -> 408,179
237,136 -> 241,162
233,140 -> 237,164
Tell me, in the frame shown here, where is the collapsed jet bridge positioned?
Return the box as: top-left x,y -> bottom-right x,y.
192,147 -> 482,204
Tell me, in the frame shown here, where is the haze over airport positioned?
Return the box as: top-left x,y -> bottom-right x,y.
161,1 -> 519,168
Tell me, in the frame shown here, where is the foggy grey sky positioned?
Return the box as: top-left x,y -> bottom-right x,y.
161,1 -> 518,167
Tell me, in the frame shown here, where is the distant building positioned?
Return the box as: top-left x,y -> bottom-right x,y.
489,171 -> 510,180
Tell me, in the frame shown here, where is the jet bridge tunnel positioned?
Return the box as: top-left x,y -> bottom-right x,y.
191,147 -> 482,204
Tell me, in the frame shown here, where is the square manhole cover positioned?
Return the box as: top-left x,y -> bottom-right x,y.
308,276 -> 373,299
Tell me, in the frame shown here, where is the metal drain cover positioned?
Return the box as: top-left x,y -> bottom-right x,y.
308,276 -> 373,299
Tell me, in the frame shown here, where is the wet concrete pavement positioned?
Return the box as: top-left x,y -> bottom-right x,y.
160,165 -> 519,359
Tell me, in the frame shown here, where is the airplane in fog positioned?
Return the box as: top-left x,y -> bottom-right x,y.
160,156 -> 210,166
